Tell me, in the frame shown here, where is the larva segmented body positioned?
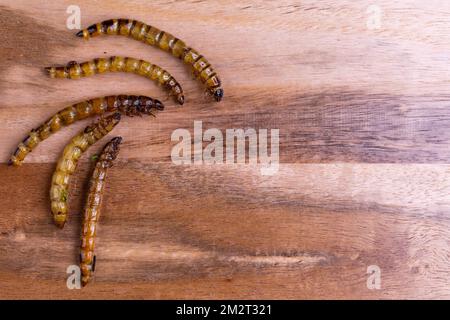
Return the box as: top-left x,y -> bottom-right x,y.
8,95 -> 163,167
45,57 -> 185,105
76,19 -> 223,102
80,136 -> 122,286
50,113 -> 121,229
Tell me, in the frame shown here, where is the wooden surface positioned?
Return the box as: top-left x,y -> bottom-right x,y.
1,0 -> 450,299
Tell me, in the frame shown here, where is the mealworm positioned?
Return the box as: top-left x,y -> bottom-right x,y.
80,136 -> 122,286
45,57 -> 185,105
50,113 -> 121,229
76,19 -> 224,102
8,95 -> 163,166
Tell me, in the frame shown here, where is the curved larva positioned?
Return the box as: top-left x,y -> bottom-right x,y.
8,95 -> 163,167
50,113 -> 121,229
45,56 -> 185,105
80,136 -> 122,286
76,19 -> 223,102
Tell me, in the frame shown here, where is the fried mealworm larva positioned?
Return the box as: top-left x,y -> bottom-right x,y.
50,113 -> 121,229
8,95 -> 163,167
76,19 -> 223,102
80,136 -> 122,286
45,56 -> 184,105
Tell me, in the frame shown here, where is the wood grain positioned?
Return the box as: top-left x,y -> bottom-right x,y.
0,0 -> 449,299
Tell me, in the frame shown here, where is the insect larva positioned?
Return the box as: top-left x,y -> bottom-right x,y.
76,19 -> 224,102
45,57 -> 185,105
50,113 -> 121,229
80,136 -> 122,286
8,95 -> 163,166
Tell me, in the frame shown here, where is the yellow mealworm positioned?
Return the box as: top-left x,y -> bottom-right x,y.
9,95 -> 163,166
76,19 -> 223,101
50,113 -> 121,229
80,136 -> 122,286
45,57 -> 185,105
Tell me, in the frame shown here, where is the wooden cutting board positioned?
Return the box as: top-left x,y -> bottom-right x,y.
0,0 -> 449,299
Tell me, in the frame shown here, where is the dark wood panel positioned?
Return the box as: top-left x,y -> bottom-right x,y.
0,163 -> 449,299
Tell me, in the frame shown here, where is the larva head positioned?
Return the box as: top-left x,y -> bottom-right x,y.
165,82 -> 185,105
44,66 -> 71,79
177,94 -> 185,105
53,213 -> 67,229
101,136 -> 122,164
76,21 -> 105,39
51,199 -> 68,228
44,67 -> 57,78
80,255 -> 96,287
110,136 -> 123,148
8,154 -> 22,167
7,157 -> 16,166
138,96 -> 164,114
212,88 -> 224,102
153,99 -> 164,111
81,275 -> 91,287
75,29 -> 90,39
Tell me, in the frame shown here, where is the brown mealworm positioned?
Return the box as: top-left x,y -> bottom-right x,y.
80,136 -> 122,286
76,19 -> 223,101
9,95 -> 163,166
50,113 -> 121,228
